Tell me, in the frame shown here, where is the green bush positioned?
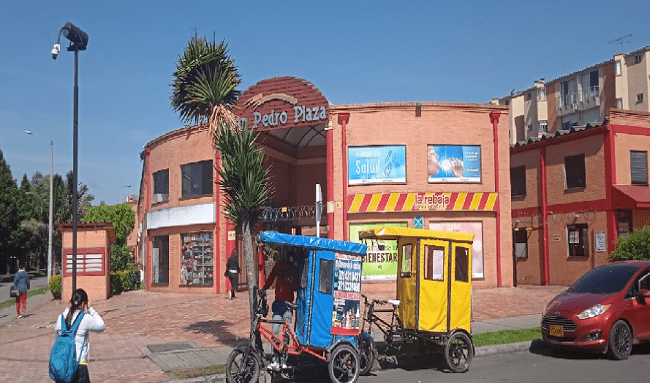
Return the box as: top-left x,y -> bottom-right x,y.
49,275 -> 62,299
110,264 -> 140,294
110,273 -> 123,295
608,227 -> 650,261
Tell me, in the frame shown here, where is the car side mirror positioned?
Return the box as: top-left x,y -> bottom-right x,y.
637,289 -> 650,303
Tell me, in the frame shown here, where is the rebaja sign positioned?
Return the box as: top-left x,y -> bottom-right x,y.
235,77 -> 330,131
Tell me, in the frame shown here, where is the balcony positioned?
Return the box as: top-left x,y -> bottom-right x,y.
556,88 -> 600,116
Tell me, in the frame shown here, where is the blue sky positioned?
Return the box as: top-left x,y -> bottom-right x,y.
1,0 -> 649,204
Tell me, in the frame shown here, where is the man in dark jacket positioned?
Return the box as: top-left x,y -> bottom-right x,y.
225,249 -> 241,299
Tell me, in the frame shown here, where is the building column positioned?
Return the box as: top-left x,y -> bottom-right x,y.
145,148 -> 151,291
489,111 -> 502,287
339,113 -> 350,241
327,120 -> 335,239
540,147 -> 550,285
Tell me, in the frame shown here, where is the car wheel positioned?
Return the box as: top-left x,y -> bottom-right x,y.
607,320 -> 632,360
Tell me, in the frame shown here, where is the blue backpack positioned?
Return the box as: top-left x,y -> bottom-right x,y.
49,312 -> 86,382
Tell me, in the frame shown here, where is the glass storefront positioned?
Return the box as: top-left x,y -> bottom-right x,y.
180,231 -> 213,286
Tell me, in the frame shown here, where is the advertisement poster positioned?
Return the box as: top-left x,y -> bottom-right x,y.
331,253 -> 362,336
427,145 -> 481,183
429,221 -> 484,279
349,222 -> 408,281
348,145 -> 406,185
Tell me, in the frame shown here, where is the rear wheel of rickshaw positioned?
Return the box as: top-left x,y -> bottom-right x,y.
328,343 -> 360,383
358,335 -> 376,375
225,348 -> 260,383
444,331 -> 473,373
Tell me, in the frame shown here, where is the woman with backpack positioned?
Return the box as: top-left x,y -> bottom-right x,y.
54,288 -> 105,382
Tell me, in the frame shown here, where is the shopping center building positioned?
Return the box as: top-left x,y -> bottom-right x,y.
135,76 -> 513,294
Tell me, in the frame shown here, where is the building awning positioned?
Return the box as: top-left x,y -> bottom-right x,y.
612,185 -> 650,209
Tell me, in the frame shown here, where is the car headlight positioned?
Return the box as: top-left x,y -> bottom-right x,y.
577,304 -> 611,320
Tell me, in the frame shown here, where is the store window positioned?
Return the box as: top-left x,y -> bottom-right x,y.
152,169 -> 169,203
567,224 -> 589,257
400,244 -> 413,278
423,245 -> 444,281
631,151 -> 648,185
514,229 -> 528,258
180,232 -> 213,286
181,160 -> 213,198
454,247 -> 469,282
152,235 -> 169,285
510,166 -> 526,197
565,154 -> 586,189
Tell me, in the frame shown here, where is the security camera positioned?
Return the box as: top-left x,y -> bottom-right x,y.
51,43 -> 60,60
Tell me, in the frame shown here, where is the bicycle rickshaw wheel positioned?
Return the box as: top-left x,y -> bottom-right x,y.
328,343 -> 360,383
444,331 -> 473,373
358,335 -> 376,376
225,348 -> 260,383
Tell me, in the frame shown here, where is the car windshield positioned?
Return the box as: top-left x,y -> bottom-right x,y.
567,265 -> 639,294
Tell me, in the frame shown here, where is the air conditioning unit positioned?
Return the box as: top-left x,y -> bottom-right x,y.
152,193 -> 168,204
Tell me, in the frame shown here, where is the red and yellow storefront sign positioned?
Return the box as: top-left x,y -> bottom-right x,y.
347,192 -> 497,213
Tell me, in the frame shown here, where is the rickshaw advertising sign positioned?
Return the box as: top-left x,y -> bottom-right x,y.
349,222 -> 408,281
348,145 -> 406,185
331,253 -> 362,336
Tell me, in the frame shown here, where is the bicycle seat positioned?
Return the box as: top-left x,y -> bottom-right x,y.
387,299 -> 401,306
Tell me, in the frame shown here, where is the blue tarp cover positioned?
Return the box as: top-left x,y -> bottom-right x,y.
259,231 -> 367,256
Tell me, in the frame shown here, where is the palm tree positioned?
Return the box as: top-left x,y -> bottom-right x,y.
171,33 -> 241,133
214,122 -> 271,325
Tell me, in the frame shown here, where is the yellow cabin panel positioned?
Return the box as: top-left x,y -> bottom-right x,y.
449,244 -> 472,333
417,239 -> 449,333
397,240 -> 417,329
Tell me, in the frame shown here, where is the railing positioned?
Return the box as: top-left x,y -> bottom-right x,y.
260,205 -> 322,222
582,86 -> 600,101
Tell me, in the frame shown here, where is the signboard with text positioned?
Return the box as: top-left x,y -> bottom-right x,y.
349,222 -> 408,281
348,145 -> 406,185
331,253 -> 362,336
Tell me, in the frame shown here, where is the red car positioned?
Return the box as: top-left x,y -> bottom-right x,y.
541,260 -> 650,359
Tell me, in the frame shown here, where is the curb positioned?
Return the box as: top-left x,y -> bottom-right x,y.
165,340 -> 537,382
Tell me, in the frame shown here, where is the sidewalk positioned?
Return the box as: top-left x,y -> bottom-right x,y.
0,282 -> 566,382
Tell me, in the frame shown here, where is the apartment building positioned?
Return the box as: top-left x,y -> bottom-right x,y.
498,46 -> 650,144
510,109 -> 650,286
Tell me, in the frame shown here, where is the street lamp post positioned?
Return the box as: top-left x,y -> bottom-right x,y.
52,22 -> 88,293
24,131 -> 54,283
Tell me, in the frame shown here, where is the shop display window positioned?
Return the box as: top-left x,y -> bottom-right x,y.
180,231 -> 213,286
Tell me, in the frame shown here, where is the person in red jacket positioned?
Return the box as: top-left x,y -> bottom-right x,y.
262,249 -> 299,370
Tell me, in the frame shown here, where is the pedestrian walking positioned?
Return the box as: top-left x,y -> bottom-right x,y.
54,288 -> 105,382
13,262 -> 29,318
225,249 -> 241,299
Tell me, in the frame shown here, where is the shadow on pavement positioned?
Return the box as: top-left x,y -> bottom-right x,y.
186,319 -> 242,345
527,339 -> 650,360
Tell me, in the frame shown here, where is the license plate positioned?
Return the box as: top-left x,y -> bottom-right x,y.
549,325 -> 564,337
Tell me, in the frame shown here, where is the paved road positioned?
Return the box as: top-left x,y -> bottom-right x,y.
0,274 -> 50,323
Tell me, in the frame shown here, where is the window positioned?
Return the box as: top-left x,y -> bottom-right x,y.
539,120 -> 548,133
319,259 -> 333,294
152,169 -> 169,203
180,232 -> 213,286
454,247 -> 469,282
537,87 -> 546,100
567,224 -> 589,257
152,235 -> 169,285
181,160 -> 213,198
514,229 -> 528,258
565,154 -> 586,189
400,244 -> 413,278
637,93 -> 644,103
617,210 -> 632,237
616,98 -> 623,109
562,121 -> 577,131
510,166 -> 526,197
636,54 -> 643,64
631,151 -> 648,185
64,248 -> 105,276
615,60 -> 622,76
526,92 -> 532,100
423,245 -> 444,281
527,124 -> 533,132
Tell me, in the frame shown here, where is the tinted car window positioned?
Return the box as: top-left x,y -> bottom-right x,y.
568,265 -> 639,294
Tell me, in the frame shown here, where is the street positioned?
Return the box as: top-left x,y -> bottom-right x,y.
277,341 -> 650,383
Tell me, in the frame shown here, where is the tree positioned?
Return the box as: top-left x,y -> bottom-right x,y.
608,227 -> 650,261
0,149 -> 20,274
82,202 -> 135,245
214,122 -> 272,325
171,33 -> 241,133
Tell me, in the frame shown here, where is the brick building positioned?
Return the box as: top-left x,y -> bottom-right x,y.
510,109 -> 650,286
136,76 -> 513,294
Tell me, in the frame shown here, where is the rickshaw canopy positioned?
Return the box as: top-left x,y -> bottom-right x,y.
358,226 -> 474,244
259,231 -> 367,256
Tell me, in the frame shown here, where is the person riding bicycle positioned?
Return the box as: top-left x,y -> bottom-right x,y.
261,249 -> 300,370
